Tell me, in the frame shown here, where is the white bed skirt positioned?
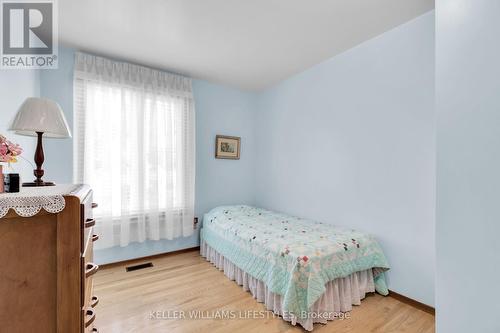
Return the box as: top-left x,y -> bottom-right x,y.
200,240 -> 376,331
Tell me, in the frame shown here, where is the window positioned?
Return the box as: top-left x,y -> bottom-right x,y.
74,52 -> 195,248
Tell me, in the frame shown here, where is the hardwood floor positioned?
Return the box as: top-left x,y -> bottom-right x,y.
94,250 -> 435,333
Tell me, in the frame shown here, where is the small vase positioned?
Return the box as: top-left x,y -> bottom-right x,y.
0,165 -> 4,193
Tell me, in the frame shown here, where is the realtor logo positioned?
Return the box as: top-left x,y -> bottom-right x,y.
1,0 -> 58,68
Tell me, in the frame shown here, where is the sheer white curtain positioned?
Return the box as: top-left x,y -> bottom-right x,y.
73,52 -> 195,249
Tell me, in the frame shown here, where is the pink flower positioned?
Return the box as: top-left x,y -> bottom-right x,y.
8,142 -> 22,155
0,133 -> 22,163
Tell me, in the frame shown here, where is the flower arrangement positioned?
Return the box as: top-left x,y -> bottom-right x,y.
0,134 -> 22,164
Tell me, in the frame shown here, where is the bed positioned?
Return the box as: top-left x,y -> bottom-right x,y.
200,205 -> 390,331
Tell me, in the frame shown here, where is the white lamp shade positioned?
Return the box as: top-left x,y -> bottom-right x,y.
9,97 -> 71,138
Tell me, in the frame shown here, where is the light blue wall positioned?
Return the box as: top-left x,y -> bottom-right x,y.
0,70 -> 39,180
193,79 -> 256,217
436,1 -> 500,332
39,47 -> 75,184
255,12 -> 435,306
37,47 -> 256,264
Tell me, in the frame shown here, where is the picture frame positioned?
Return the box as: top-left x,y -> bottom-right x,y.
215,135 -> 240,159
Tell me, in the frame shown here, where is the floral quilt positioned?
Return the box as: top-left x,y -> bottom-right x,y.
200,205 -> 390,318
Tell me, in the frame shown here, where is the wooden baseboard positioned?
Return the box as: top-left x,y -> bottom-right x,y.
388,290 -> 435,315
99,246 -> 200,269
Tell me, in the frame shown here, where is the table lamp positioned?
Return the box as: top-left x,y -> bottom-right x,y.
9,97 -> 71,187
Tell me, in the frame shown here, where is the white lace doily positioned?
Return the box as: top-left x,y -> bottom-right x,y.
0,184 -> 83,218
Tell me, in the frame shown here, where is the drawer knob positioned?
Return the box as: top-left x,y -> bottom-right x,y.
91,295 -> 99,308
85,218 -> 96,228
92,329 -> 99,333
85,263 -> 99,278
92,234 -> 99,242
92,203 -> 98,209
85,308 -> 96,328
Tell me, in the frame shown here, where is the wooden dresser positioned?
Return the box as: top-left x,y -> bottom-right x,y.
0,185 -> 99,333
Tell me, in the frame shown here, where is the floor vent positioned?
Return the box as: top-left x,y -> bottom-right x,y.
126,262 -> 153,272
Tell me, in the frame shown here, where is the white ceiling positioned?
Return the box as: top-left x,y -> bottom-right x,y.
60,0 -> 434,91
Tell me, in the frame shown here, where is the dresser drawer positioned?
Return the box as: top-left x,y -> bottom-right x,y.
81,191 -> 95,250
87,325 -> 99,333
82,229 -> 98,302
83,307 -> 97,330
84,288 -> 99,330
82,227 -> 99,330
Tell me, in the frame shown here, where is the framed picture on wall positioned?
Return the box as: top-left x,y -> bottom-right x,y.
215,135 -> 240,159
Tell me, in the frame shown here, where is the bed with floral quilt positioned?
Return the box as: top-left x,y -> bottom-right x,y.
200,205 -> 390,331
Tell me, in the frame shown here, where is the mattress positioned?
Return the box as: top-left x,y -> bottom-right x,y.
200,205 -> 390,321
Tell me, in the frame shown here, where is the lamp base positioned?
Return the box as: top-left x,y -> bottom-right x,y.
23,181 -> 56,187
